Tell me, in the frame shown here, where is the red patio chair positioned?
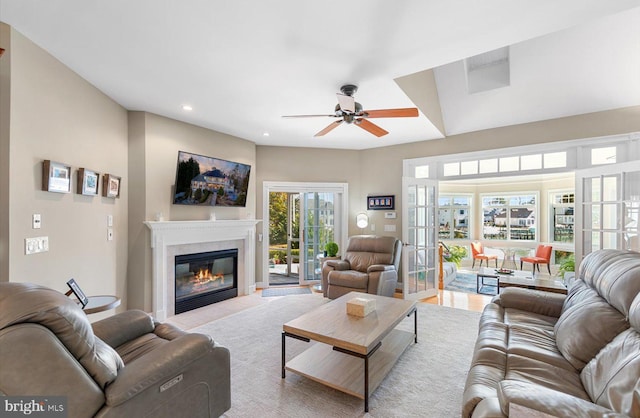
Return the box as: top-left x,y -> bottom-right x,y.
471,242 -> 498,269
520,244 -> 553,274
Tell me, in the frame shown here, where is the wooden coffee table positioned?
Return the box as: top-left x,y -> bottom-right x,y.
282,292 -> 417,412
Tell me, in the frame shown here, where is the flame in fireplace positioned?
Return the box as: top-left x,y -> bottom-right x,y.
194,268 -> 224,285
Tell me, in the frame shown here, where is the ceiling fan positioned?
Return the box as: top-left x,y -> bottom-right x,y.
282,84 -> 419,137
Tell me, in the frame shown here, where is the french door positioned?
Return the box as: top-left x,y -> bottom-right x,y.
402,177 -> 439,300
575,160 -> 640,264
300,192 -> 338,283
262,182 -> 348,288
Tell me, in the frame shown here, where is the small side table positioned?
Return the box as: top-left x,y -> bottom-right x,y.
81,295 -> 121,314
313,255 -> 341,292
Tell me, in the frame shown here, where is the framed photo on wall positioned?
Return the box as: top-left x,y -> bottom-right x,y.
77,168 -> 100,196
42,160 -> 72,193
102,173 -> 121,198
367,195 -> 395,210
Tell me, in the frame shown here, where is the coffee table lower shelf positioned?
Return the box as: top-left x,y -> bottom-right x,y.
284,328 -> 414,400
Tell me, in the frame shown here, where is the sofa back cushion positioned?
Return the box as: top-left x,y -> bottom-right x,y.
577,249 -> 640,317
0,282 -> 124,388
554,295 -> 629,371
580,293 -> 640,415
344,235 -> 397,273
555,250 -> 640,370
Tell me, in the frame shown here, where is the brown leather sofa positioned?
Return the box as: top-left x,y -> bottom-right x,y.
0,282 -> 231,418
463,249 -> 640,417
321,235 -> 401,299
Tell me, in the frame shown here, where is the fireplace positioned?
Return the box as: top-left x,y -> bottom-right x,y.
145,219 -> 258,320
174,249 -> 238,314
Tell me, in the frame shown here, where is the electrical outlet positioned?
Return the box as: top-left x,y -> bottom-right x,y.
33,214 -> 42,229
107,228 -> 114,241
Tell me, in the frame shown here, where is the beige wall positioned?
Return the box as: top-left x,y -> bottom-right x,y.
3,27 -> 129,310
0,24 -> 11,282
0,25 -> 258,313
127,112 -> 256,311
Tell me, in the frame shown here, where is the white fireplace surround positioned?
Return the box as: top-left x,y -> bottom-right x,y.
145,219 -> 260,321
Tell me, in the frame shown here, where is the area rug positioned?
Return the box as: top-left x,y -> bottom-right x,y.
191,294 -> 480,417
262,287 -> 312,297
445,270 -> 498,295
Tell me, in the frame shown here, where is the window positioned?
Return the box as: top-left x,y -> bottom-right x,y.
439,195 -> 471,240
482,194 -> 537,241
591,146 -> 616,165
544,152 -> 567,169
415,165 -> 429,178
550,192 -> 574,243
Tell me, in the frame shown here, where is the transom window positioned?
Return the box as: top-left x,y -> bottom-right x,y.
443,152 -> 567,178
482,194 -> 538,241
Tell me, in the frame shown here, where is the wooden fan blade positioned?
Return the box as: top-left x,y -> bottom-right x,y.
363,108 -> 419,118
282,114 -> 338,118
336,93 -> 355,113
356,119 -> 388,137
314,120 -> 343,137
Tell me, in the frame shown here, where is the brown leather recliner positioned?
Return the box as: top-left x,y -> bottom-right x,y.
321,235 -> 401,299
0,282 -> 230,418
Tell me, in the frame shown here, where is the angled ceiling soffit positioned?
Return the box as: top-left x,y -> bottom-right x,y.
395,69 -> 446,137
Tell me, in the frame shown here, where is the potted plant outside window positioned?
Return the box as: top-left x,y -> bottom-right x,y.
557,253 -> 575,282
325,242 -> 339,258
443,245 -> 468,267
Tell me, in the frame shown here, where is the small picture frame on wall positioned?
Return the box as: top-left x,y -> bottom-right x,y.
42,160 -> 72,193
77,168 -> 100,196
367,195 -> 395,210
102,173 -> 121,198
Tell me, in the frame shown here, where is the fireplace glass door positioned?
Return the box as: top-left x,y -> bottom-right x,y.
175,249 -> 238,314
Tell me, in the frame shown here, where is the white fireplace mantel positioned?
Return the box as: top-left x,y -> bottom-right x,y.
145,219 -> 260,320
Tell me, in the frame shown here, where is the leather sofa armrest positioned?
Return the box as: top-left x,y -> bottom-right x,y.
492,287 -> 565,318
367,264 -> 394,273
326,260 -> 350,270
499,380 -> 620,417
104,333 -> 224,407
92,310 -> 155,348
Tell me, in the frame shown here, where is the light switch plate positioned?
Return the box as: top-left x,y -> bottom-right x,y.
25,236 -> 49,255
384,224 -> 396,232
107,215 -> 113,227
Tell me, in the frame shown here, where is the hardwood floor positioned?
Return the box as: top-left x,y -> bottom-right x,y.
419,290 -> 493,312
166,287 -> 491,331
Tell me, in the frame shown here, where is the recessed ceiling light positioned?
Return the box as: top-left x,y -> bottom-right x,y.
263,132 -> 270,137
182,105 -> 193,111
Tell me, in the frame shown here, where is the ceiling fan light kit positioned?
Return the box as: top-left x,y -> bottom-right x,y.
282,84 -> 419,138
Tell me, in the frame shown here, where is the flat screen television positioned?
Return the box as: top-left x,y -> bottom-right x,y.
173,150 -> 251,207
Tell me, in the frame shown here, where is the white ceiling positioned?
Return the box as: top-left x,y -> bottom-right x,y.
1,1 -> 639,150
